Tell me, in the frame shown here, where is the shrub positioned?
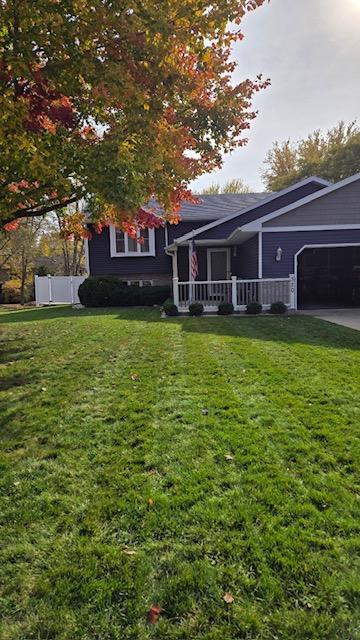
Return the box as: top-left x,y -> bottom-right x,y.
270,301 -> 287,315
218,302 -> 234,316
2,279 -> 22,303
78,276 -> 170,307
163,300 -> 179,316
246,301 -> 262,315
189,302 -> 204,316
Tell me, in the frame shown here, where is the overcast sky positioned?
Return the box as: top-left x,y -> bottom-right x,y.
190,0 -> 360,193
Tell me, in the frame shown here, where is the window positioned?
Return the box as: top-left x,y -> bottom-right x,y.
110,226 -> 155,257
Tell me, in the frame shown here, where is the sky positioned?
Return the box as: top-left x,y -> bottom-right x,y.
190,0 -> 360,193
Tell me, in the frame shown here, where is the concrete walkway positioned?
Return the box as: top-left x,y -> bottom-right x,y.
301,308 -> 360,331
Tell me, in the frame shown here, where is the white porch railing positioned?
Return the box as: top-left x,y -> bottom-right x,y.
174,275 -> 296,311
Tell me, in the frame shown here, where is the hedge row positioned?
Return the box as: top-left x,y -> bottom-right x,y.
78,276 -> 170,307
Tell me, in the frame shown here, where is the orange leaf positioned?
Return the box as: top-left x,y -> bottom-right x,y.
147,497 -> 154,507
223,592 -> 235,604
147,604 -> 163,624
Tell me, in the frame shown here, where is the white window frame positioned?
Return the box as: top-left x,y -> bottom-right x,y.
110,225 -> 156,257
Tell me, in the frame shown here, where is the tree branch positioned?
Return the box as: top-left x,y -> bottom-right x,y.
3,196 -> 81,226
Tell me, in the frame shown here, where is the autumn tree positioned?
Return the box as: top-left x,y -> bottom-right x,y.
1,0 -> 269,238
262,121 -> 360,191
200,178 -> 251,194
0,217 -> 45,303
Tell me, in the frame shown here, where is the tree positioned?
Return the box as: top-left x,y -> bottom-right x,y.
0,217 -> 45,303
37,212 -> 85,276
200,179 -> 251,194
262,121 -> 360,191
0,0 -> 269,238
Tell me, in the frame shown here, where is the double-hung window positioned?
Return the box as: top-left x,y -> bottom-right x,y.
110,226 -> 155,257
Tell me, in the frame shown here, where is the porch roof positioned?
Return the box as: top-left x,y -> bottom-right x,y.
166,229 -> 257,250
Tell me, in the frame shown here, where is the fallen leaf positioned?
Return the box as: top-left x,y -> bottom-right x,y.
147,604 -> 163,624
147,497 -> 154,507
224,454 -> 234,461
123,549 -> 137,556
304,602 -> 312,610
131,373 -> 140,381
223,592 -> 234,604
41,387 -> 47,392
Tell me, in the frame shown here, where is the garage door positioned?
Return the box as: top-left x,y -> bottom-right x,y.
297,246 -> 360,308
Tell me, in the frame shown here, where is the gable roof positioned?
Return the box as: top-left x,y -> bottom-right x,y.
166,176 -> 331,247
170,192 -> 269,221
241,172 -> 360,231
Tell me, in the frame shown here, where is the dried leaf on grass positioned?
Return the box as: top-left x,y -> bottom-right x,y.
147,604 -> 163,624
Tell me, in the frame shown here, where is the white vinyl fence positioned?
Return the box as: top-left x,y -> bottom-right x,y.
35,275 -> 86,305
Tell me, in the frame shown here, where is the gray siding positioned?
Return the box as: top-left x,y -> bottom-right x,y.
262,229 -> 360,278
263,179 -> 360,227
195,182 -> 326,241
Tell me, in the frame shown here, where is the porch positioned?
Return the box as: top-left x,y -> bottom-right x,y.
173,276 -> 296,312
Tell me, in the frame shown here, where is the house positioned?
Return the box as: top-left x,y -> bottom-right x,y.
86,173 -> 360,311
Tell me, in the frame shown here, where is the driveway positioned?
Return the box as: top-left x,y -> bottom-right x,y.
301,308 -> 360,331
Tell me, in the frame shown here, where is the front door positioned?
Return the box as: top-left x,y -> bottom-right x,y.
207,249 -> 230,281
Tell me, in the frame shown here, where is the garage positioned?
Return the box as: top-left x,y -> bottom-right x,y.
297,246 -> 360,308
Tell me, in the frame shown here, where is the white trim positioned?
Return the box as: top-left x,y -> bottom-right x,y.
109,225 -> 156,257
206,248 -> 231,280
242,173 -> 360,231
294,242 -> 360,310
84,237 -> 90,274
258,232 -> 263,278
165,176 -> 331,248
261,224 -> 360,233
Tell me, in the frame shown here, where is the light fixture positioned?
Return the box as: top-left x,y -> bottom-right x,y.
276,247 -> 283,262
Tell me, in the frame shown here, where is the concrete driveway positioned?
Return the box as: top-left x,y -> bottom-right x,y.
301,309 -> 360,331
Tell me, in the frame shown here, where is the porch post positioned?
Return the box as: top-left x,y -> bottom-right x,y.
188,240 -> 194,303
289,273 -> 296,309
231,276 -> 237,309
172,248 -> 179,306
173,277 -> 179,307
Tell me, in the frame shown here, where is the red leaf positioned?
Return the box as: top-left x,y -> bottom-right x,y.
147,604 -> 163,624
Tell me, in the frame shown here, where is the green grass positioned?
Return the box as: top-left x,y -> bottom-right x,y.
1,307 -> 360,640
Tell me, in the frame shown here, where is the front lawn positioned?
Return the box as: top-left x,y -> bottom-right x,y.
1,307 -> 360,639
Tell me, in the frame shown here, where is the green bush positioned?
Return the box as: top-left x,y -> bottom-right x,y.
270,301 -> 287,315
163,300 -> 179,316
246,301 -> 262,315
218,302 -> 234,316
78,276 -> 170,307
189,302 -> 204,316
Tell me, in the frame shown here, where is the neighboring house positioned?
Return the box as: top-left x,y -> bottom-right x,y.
87,173 -> 360,310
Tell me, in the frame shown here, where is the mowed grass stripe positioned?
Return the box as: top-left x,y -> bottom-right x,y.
0,308 -> 360,639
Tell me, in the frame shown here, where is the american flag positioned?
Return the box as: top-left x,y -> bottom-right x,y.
190,236 -> 198,280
